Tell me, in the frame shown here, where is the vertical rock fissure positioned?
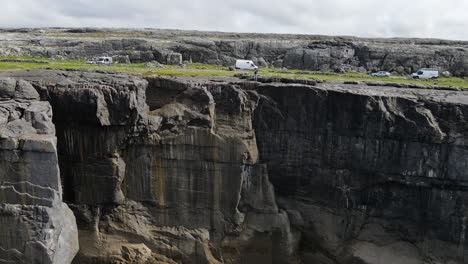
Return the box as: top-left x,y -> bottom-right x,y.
0,77 -> 79,264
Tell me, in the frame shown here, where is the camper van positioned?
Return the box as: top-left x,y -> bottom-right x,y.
87,56 -> 113,65
235,60 -> 258,70
412,68 -> 439,79
96,56 -> 113,65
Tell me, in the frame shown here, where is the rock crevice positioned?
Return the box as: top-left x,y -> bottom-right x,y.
0,76 -> 79,264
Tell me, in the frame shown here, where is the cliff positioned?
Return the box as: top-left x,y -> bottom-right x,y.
1,28 -> 468,76
0,69 -> 467,263
251,80 -> 468,263
0,77 -> 78,263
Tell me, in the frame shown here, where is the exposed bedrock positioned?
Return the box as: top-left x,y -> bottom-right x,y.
252,81 -> 468,263
0,77 -> 79,264
0,70 -> 295,263
2,69 -> 468,264
2,28 -> 468,76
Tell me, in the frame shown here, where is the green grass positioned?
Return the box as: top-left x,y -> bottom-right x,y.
1,55 -> 468,88
260,67 -> 468,88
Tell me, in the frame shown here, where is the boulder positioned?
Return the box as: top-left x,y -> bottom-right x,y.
272,59 -> 284,68
15,79 -> 40,99
167,52 -> 182,65
442,70 -> 452,77
256,57 -> 269,67
113,55 -> 131,64
0,78 -> 16,98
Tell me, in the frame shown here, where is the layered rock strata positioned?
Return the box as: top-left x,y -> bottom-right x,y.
0,69 -> 467,264
1,28 -> 468,76
0,77 -> 78,264
250,79 -> 468,264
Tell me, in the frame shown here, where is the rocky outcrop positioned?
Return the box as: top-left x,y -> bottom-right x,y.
0,70 -> 297,263
0,77 -> 79,263
1,69 -> 468,263
1,28 -> 468,76
251,80 -> 468,264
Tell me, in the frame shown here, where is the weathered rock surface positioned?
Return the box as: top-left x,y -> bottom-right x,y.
0,70 -> 296,263
0,77 -> 79,264
250,80 -> 468,264
2,69 -> 468,264
1,28 -> 468,76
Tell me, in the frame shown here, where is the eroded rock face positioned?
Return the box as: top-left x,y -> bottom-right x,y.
0,77 -> 79,264
0,70 -> 294,263
2,69 -> 468,264
252,81 -> 468,264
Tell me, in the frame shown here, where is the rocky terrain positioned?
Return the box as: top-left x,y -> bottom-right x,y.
0,67 -> 467,263
0,76 -> 78,263
1,28 -> 468,76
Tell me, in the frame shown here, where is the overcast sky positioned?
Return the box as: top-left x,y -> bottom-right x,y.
2,0 -> 467,40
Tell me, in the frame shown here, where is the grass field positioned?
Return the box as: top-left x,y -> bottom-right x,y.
1,56 -> 468,88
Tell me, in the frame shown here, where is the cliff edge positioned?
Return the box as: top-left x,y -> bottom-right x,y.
0,69 -> 467,263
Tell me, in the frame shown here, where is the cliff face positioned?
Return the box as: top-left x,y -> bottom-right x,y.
0,70 -> 296,263
1,28 -> 468,76
252,82 -> 468,263
0,77 -> 78,264
0,69 -> 467,263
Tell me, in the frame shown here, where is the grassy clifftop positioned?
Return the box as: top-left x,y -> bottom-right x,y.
1,56 -> 468,88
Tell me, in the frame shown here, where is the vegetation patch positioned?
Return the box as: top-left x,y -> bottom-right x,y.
1,55 -> 468,88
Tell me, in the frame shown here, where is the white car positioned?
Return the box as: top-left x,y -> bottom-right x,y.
371,71 -> 391,77
412,68 -> 439,79
86,56 -> 113,65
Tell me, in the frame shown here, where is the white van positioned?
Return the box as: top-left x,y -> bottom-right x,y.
235,60 -> 258,70
412,68 -> 439,79
96,56 -> 113,65
87,56 -> 113,65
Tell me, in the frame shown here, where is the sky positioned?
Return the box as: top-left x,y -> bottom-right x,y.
1,0 -> 468,40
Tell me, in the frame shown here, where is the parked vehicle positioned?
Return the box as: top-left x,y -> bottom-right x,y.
235,60 -> 258,70
86,56 -> 113,65
412,68 -> 439,79
371,71 -> 391,77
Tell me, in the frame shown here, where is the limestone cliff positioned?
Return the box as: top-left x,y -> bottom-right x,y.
0,69 -> 467,264
0,77 -> 78,264
251,80 -> 468,263
1,28 -> 468,76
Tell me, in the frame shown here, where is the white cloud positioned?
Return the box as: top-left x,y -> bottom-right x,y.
1,0 -> 467,40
